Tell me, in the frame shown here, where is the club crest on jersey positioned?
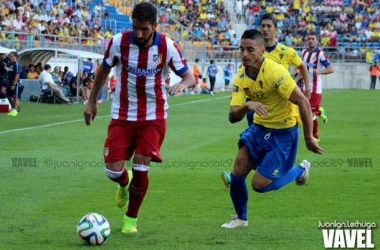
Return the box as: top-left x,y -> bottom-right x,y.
153,54 -> 162,65
104,147 -> 109,157
279,54 -> 284,60
258,80 -> 263,89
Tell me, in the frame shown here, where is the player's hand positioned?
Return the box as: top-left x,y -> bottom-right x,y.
168,83 -> 187,95
313,69 -> 318,75
10,85 -> 15,91
246,101 -> 268,117
304,89 -> 311,99
84,102 -> 97,126
305,138 -> 324,154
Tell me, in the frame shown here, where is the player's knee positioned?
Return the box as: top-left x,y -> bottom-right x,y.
252,182 -> 270,193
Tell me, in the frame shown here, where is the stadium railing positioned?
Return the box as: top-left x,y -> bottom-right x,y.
0,31 -> 106,54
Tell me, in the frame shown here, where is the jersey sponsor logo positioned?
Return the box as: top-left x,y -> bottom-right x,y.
255,91 -> 264,99
272,76 -> 284,89
239,73 -> 244,78
243,87 -> 250,93
233,85 -> 239,92
153,54 -> 162,65
281,47 -> 285,51
127,66 -> 162,76
305,62 -> 315,67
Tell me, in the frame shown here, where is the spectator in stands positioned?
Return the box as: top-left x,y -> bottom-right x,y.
285,33 -> 294,46
6,0 -> 16,13
27,64 -> 38,79
39,64 -> 70,103
12,14 -> 24,31
42,0 -> 54,13
104,28 -> 113,39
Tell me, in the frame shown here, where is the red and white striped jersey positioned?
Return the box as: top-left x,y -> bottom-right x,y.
103,30 -> 188,121
301,48 -> 331,94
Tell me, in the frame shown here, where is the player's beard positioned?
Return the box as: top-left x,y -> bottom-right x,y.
135,30 -> 154,47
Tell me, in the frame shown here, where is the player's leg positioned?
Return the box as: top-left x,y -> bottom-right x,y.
123,119 -> 167,234
313,93 -> 327,124
309,93 -> 321,141
224,79 -> 230,91
122,154 -> 150,234
12,83 -> 19,116
221,144 -> 252,228
103,120 -> 134,209
252,126 -> 310,193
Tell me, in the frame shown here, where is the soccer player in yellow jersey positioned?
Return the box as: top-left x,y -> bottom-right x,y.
221,29 -> 323,228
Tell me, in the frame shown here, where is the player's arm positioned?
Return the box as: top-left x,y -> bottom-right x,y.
229,101 -> 268,123
169,69 -> 195,95
291,49 -> 310,99
297,62 -> 311,99
315,65 -> 333,75
289,86 -> 323,155
84,64 -> 111,126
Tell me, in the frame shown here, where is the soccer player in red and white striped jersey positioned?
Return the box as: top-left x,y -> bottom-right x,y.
84,2 -> 195,234
301,32 -> 334,142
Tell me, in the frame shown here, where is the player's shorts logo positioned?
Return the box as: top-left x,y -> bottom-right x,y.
153,54 -> 162,65
104,147 -> 109,157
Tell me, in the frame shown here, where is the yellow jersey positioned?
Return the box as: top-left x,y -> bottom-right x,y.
231,59 -> 298,129
264,42 -> 302,70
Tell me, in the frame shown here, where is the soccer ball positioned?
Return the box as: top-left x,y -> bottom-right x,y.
77,213 -> 111,246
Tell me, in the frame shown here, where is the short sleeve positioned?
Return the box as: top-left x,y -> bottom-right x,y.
230,75 -> 246,106
319,51 -> 331,67
168,41 -> 189,76
270,70 -> 296,100
103,38 -> 117,68
289,47 -> 303,67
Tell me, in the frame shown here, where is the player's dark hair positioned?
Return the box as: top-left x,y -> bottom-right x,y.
260,13 -> 277,28
44,64 -> 51,70
308,31 -> 318,38
195,58 -> 199,63
241,29 -> 264,47
210,60 -> 214,64
10,51 -> 18,59
132,2 -> 157,25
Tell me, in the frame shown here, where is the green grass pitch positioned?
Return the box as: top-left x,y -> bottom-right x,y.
0,89 -> 379,249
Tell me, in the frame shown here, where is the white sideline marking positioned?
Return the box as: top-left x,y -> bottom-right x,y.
0,96 -> 230,135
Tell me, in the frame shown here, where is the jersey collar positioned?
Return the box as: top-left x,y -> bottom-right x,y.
245,58 -> 265,81
309,46 -> 319,53
265,41 -> 278,53
130,30 -> 161,47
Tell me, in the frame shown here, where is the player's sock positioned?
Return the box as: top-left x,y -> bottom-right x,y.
313,116 -> 319,139
126,164 -> 149,218
230,173 -> 248,221
254,165 -> 305,193
105,168 -> 129,187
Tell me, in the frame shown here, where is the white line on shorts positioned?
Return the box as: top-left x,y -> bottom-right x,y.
0,96 -> 230,135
